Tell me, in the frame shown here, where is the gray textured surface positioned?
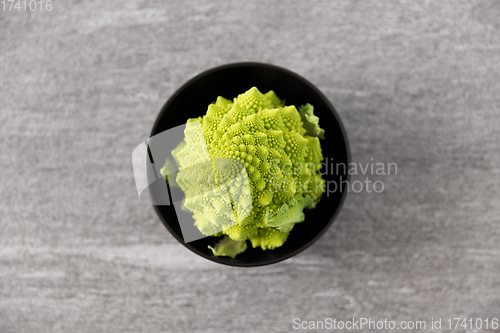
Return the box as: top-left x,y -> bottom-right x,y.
1,1 -> 500,332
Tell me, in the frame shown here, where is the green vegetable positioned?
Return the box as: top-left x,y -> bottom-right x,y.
159,157 -> 177,185
298,103 -> 325,139
208,235 -> 247,259
265,197 -> 315,232
165,87 -> 325,257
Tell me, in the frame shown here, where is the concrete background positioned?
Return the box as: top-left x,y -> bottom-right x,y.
1,1 -> 499,332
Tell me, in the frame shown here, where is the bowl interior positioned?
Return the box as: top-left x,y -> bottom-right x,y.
148,62 -> 349,266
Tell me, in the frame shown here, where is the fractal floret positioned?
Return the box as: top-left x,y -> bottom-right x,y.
162,87 -> 325,258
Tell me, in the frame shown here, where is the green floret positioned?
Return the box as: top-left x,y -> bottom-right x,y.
264,90 -> 284,107
250,227 -> 289,250
165,87 -> 326,258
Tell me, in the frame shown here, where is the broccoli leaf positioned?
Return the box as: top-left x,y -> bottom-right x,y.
208,235 -> 248,258
265,197 -> 315,232
160,157 -> 178,186
298,104 -> 325,139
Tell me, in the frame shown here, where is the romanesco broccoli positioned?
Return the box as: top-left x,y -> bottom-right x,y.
163,87 -> 325,258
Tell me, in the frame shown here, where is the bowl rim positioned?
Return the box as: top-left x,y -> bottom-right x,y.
147,61 -> 351,267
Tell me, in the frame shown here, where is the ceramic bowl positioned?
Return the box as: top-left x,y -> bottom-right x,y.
148,62 -> 350,266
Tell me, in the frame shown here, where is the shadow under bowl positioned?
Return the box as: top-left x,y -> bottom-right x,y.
148,62 -> 350,267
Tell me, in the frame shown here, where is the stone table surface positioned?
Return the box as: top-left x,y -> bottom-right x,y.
1,1 -> 499,332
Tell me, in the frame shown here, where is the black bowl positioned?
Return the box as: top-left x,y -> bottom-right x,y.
148,62 -> 350,267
